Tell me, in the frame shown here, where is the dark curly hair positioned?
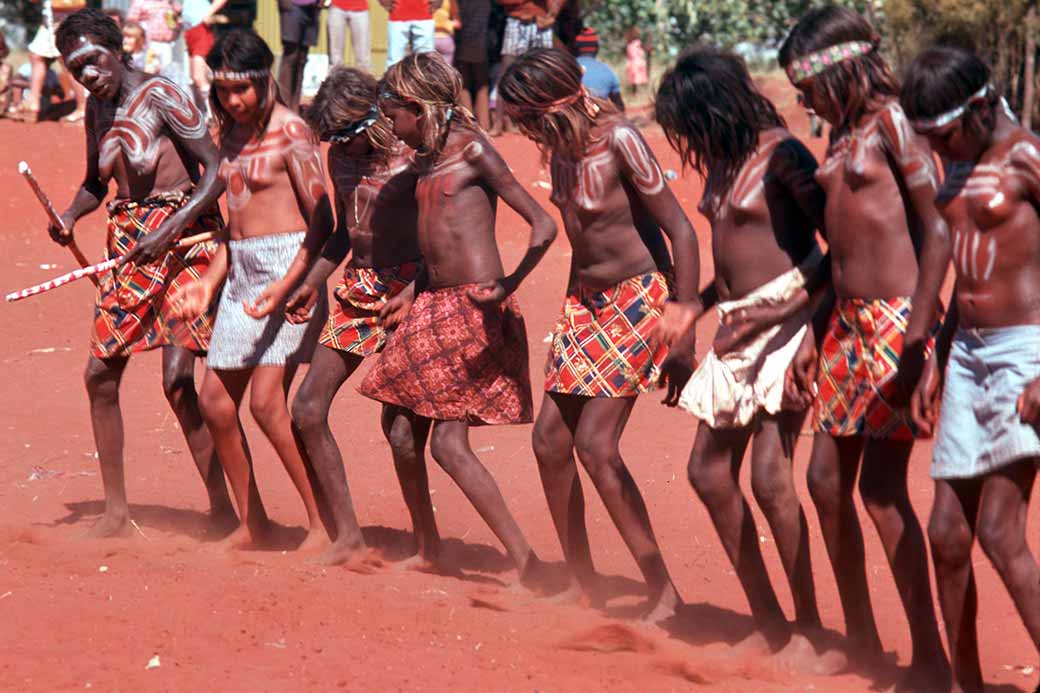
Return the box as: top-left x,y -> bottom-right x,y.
307,66 -> 395,164
55,8 -> 129,66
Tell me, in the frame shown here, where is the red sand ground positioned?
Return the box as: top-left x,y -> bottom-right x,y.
1,79 -> 1037,692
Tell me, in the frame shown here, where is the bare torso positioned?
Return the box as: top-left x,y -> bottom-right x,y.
550,116 -> 671,291
939,127 -> 1040,328
705,128 -> 821,301
414,127 -> 506,288
218,105 -> 325,239
328,143 -> 421,269
90,75 -> 206,200
816,100 -> 939,300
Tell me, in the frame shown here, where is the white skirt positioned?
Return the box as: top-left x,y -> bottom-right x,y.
207,231 -> 328,370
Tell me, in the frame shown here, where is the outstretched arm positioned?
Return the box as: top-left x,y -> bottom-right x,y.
467,138 -> 557,303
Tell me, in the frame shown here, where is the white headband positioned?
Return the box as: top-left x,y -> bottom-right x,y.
212,69 -> 269,82
911,84 -> 991,131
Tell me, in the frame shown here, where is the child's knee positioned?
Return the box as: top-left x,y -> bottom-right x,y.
977,514 -> 1022,570
199,383 -> 235,430
249,391 -> 287,430
386,415 -> 417,460
857,466 -> 906,511
806,457 -> 841,510
573,430 -> 617,471
532,419 -> 569,468
927,510 -> 973,568
687,454 -> 729,506
429,425 -> 464,472
290,393 -> 324,433
751,465 -> 794,512
162,367 -> 195,408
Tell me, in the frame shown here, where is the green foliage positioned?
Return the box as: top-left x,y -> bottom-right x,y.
583,0 -> 878,62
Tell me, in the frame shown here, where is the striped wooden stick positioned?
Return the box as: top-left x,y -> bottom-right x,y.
5,231 -> 215,303
19,161 -> 99,287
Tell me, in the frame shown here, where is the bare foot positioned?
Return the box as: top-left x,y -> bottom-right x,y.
894,655 -> 951,693
773,633 -> 848,676
518,554 -> 561,597
727,630 -> 773,658
392,552 -> 464,578
297,528 -> 329,553
311,538 -> 365,566
85,511 -> 132,539
641,586 -> 681,625
205,508 -> 240,539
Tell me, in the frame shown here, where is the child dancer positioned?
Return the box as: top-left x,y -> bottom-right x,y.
780,6 -> 951,685
656,47 -> 832,656
251,66 -> 440,567
359,52 -> 559,590
903,46 -> 1040,693
171,29 -> 330,550
50,9 -> 234,537
499,48 -> 699,621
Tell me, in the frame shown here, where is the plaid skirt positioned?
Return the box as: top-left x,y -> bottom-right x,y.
91,192 -> 221,359
814,296 -> 938,440
319,261 -> 421,356
358,284 -> 533,425
544,271 -> 669,398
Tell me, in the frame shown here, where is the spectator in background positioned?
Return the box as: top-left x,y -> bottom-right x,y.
433,0 -> 458,66
624,26 -> 648,98
490,0 -> 561,136
327,0 -> 370,72
454,0 -> 490,129
0,33 -> 13,118
277,0 -> 320,111
381,0 -> 435,68
573,26 -> 622,111
122,21 -> 149,71
181,0 -> 227,116
127,0 -> 183,74
21,0 -> 87,123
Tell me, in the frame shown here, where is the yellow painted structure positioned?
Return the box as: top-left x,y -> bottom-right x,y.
253,0 -> 390,74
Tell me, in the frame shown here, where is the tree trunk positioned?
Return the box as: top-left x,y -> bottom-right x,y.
1025,3 -> 1037,130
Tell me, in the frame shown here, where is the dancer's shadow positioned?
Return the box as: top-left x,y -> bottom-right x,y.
47,500 -> 226,540
361,524 -> 513,575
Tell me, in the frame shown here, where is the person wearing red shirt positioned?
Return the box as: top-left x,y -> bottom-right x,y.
380,0 -> 436,67
327,0 -> 370,72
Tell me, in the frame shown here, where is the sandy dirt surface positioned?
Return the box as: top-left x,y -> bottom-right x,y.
1,79 -> 1037,692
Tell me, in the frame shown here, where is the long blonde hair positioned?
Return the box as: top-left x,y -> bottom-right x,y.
380,52 -> 478,158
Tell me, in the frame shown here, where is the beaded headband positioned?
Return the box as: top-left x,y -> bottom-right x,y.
910,84 -> 991,131
325,106 -> 379,144
785,41 -> 874,84
211,68 -> 269,82
504,87 -> 591,118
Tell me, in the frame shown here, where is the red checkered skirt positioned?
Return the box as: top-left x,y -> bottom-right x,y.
318,261 -> 421,356
358,284 -> 533,425
90,193 -> 221,359
813,296 -> 937,440
544,271 -> 669,398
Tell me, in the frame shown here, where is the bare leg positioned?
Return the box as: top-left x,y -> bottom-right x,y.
574,396 -> 681,622
489,54 -> 515,136
859,439 -> 949,689
25,52 -> 46,121
929,478 -> 983,693
689,419 -> 788,643
277,42 -> 307,111
161,346 -> 236,533
806,433 -> 883,658
249,365 -> 326,549
83,354 -> 131,537
381,407 -> 440,562
532,393 -> 596,601
429,420 -> 544,586
977,461 -> 1040,668
291,346 -> 366,563
474,85 -> 490,132
750,412 -> 821,631
199,368 -> 272,547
